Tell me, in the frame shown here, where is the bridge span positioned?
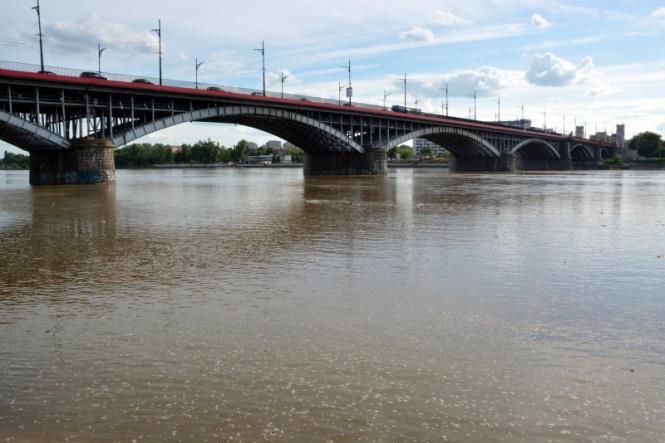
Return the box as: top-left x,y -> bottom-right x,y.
0,62 -> 616,185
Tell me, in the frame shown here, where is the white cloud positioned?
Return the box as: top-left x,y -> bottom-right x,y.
652,8 -> 665,18
531,14 -> 551,29
432,10 -> 472,27
390,67 -> 525,99
399,26 -> 435,43
266,69 -> 301,87
525,53 -> 593,86
176,51 -> 189,63
35,14 -> 158,56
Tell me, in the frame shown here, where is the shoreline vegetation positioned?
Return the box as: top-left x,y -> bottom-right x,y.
2,132 -> 665,170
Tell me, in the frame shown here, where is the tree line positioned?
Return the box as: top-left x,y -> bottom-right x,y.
0,151 -> 29,169
114,140 -> 304,168
628,132 -> 665,158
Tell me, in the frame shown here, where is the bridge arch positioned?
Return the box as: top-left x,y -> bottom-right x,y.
511,138 -> 561,159
379,127 -> 500,158
571,144 -> 595,161
112,106 -> 363,154
0,110 -> 71,151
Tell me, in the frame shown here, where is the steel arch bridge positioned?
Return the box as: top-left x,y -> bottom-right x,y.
0,64 -> 617,184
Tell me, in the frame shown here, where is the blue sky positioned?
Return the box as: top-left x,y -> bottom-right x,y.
2,0 -> 665,152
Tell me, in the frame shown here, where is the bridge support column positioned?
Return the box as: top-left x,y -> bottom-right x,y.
451,153 -> 515,173
304,149 -> 387,176
29,138 -> 116,186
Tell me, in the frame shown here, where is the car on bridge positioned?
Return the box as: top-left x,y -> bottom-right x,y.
207,86 -> 225,92
132,78 -> 153,85
80,71 -> 107,80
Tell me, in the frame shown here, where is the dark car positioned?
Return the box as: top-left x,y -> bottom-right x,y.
207,86 -> 224,92
132,78 -> 153,85
251,91 -> 263,96
80,71 -> 107,80
37,70 -> 56,75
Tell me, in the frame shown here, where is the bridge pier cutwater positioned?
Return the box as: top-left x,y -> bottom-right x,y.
29,138 -> 116,186
304,149 -> 387,176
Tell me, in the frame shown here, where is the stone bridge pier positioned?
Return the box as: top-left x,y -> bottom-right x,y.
30,139 -> 116,186
304,149 -> 387,176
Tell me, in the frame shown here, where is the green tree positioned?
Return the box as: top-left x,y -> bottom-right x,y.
421,147 -> 433,157
629,132 -> 664,158
231,140 -> 252,162
398,146 -> 412,160
287,146 -> 304,163
0,151 -> 29,169
387,146 -> 398,160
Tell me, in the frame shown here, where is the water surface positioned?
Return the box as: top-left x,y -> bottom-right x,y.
1,169 -> 664,442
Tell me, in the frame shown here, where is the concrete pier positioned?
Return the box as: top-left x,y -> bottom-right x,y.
30,138 -> 116,186
450,153 -> 516,173
304,149 -> 387,176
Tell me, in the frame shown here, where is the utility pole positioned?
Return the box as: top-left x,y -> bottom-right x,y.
439,82 -> 448,116
195,58 -> 204,89
279,71 -> 289,99
32,0 -> 45,73
473,90 -> 477,120
543,108 -> 548,131
254,41 -> 266,96
496,96 -> 501,122
151,19 -> 162,85
340,60 -> 352,105
382,90 -> 391,110
97,43 -> 106,77
563,113 -> 566,135
338,82 -> 346,106
402,73 -> 407,108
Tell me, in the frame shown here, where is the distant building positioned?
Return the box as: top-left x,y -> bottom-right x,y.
590,131 -> 611,144
615,124 -> 626,149
245,155 -> 273,165
266,140 -> 283,150
246,142 -> 259,150
575,126 -> 585,138
272,147 -> 293,164
413,138 -> 445,158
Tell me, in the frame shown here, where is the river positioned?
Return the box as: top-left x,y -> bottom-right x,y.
1,169 -> 664,442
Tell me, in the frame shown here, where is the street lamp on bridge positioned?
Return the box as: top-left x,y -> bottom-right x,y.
338,82 -> 346,106
340,60 -> 352,105
98,43 -> 106,77
151,19 -> 163,86
279,71 -> 289,99
32,0 -> 45,73
439,82 -> 448,116
401,73 -> 407,108
254,41 -> 266,96
381,90 -> 391,110
195,58 -> 204,89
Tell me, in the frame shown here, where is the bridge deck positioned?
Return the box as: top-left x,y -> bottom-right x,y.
0,68 -> 612,149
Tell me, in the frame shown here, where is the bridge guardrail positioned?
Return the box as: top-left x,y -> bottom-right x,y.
0,60 -> 385,111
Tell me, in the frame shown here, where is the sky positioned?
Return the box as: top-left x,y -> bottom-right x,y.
1,0 -> 665,153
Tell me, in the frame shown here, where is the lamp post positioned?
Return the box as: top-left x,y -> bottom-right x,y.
340,60 -> 352,105
279,71 -> 289,99
382,90 -> 391,110
98,43 -> 106,77
401,73 -> 407,108
439,82 -> 448,116
254,41 -> 266,96
195,58 -> 204,89
32,0 -> 45,73
151,19 -> 163,85
338,82 -> 346,106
